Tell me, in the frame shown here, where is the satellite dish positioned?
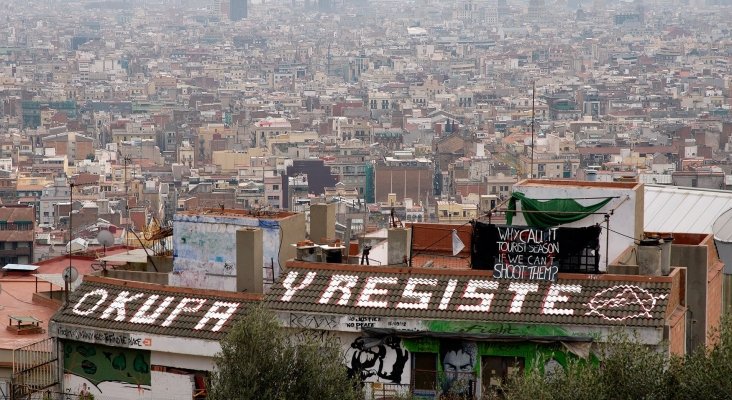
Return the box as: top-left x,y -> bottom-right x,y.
63,266 -> 79,284
96,230 -> 115,247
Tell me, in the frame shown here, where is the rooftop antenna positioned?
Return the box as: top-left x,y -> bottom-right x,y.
530,80 -> 535,179
96,230 -> 115,257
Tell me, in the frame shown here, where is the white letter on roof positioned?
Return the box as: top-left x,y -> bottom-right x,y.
543,284 -> 582,315
101,291 -> 144,321
162,298 -> 207,327
194,301 -> 240,332
396,278 -> 438,310
72,289 -> 108,316
357,276 -> 398,308
319,275 -> 359,306
508,282 -> 539,313
457,280 -> 499,312
280,271 -> 316,302
130,295 -> 175,324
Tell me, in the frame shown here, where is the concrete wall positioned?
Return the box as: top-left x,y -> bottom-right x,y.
309,203 -> 335,244
64,370 -> 193,400
511,180 -> 642,271
102,270 -> 169,285
702,235 -> 724,341
171,214 -> 285,291
277,213 -> 306,278
667,308 -> 687,356
670,244 -> 707,351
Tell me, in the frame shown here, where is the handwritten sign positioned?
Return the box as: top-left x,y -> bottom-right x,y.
54,325 -> 152,348
493,226 -> 559,282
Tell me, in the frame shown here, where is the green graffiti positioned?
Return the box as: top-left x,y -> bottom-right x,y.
402,337 -> 440,353
111,354 -> 126,371
76,344 -> 96,358
424,321 -> 573,337
64,340 -> 151,388
401,338 -> 599,380
134,353 -> 150,374
81,360 -> 97,375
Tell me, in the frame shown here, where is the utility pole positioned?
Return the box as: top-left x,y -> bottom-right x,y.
66,181 -> 74,305
530,80 -> 535,179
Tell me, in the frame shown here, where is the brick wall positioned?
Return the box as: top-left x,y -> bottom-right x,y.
704,235 -> 724,345
668,307 -> 686,356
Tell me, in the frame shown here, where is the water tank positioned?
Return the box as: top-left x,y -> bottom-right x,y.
713,208 -> 732,275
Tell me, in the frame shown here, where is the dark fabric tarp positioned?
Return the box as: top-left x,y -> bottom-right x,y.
506,192 -> 613,228
471,222 -> 601,272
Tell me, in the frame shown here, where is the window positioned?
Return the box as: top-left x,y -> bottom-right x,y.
272,185 -> 279,190
481,356 -> 525,391
413,353 -> 437,392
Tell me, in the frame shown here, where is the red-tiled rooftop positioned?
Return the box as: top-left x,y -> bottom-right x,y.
516,178 -> 641,190
177,208 -> 297,219
266,261 -> 678,328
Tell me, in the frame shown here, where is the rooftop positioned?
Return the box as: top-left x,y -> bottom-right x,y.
266,261 -> 675,329
517,179 -> 642,190
52,276 -> 262,341
176,208 -> 297,220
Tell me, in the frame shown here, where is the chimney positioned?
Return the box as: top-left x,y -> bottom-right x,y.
637,238 -> 662,276
97,199 -> 110,215
236,228 -> 263,294
388,193 -> 397,206
310,203 -> 336,244
660,236 -> 673,276
388,227 -> 411,266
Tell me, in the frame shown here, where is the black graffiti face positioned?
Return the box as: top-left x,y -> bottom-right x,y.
345,336 -> 409,384
440,340 -> 477,396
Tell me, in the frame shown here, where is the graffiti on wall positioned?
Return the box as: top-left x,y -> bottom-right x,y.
585,285 -> 668,322
172,217 -> 282,290
345,336 -> 409,384
64,340 -> 151,392
440,340 -> 477,397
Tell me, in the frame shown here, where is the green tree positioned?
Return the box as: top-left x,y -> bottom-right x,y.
502,331 -> 670,400
207,305 -> 361,400
668,315 -> 732,400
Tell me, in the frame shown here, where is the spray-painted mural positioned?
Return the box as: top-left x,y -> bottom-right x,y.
63,340 -> 151,394
172,214 -> 282,291
345,335 -> 409,384
439,340 -> 478,397
401,337 -> 584,399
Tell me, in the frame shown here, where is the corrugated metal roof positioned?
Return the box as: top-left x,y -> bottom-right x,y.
644,185 -> 732,233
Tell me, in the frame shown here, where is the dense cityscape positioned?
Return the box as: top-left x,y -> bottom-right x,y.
0,0 -> 732,399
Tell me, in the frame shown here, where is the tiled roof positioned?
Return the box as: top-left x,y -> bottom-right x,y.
0,206 -> 34,223
52,276 -> 262,341
266,261 -> 673,328
0,230 -> 34,242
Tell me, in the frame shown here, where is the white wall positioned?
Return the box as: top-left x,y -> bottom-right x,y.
511,183 -> 640,271
151,351 -> 215,372
64,371 -> 192,400
171,214 -> 282,291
